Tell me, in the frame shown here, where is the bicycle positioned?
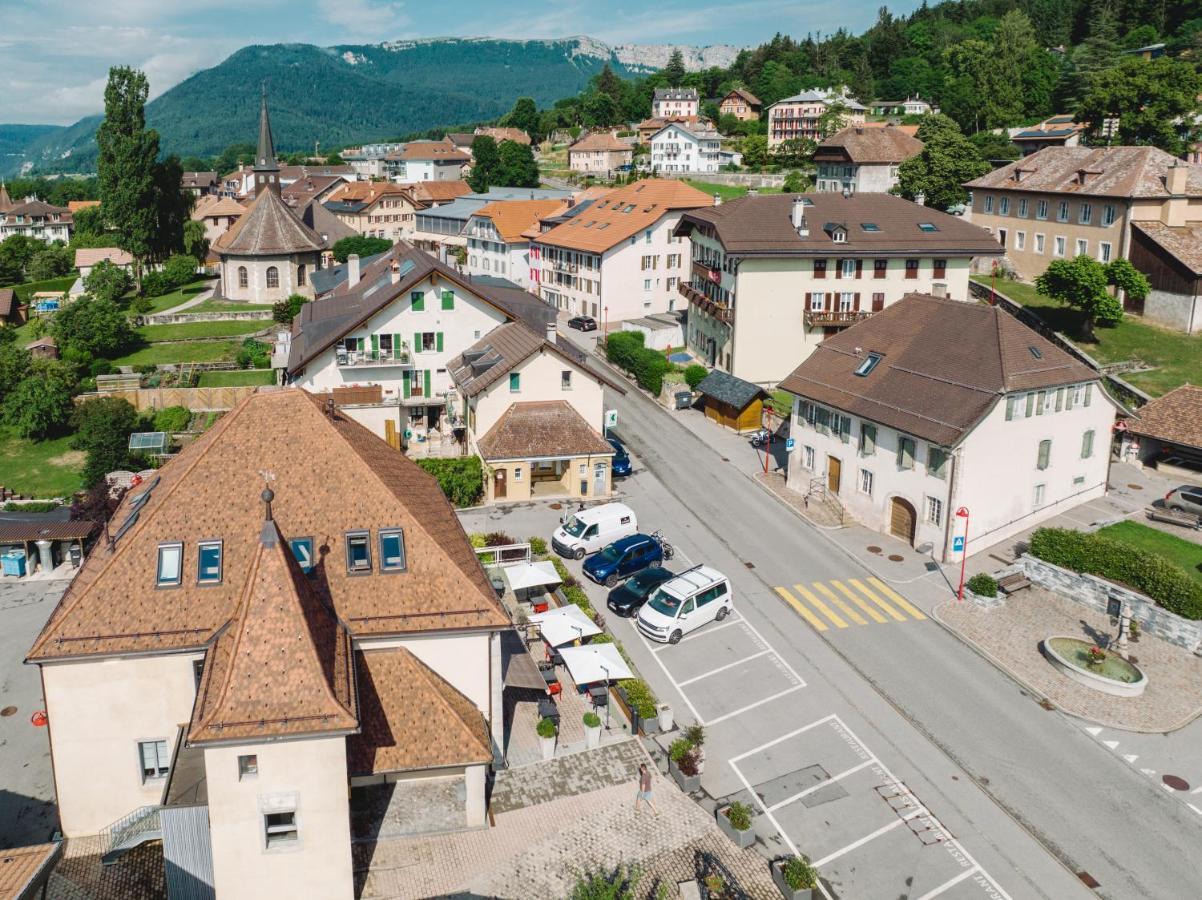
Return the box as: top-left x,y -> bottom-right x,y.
651,530 -> 675,561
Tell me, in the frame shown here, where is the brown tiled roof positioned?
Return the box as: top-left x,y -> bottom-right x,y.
1131,221 -> 1202,276
348,648 -> 492,775
396,141 -> 470,162
814,125 -> 923,164
476,400 -> 614,461
0,520 -> 95,542
519,187 -> 613,239
188,517 -> 357,744
214,188 -> 325,255
181,171 -> 218,188
446,132 -> 475,148
278,164 -> 355,182
475,126 -> 531,146
724,88 -> 761,106
472,199 -> 562,243
27,389 -> 507,662
0,184 -> 13,213
534,179 -> 712,253
859,122 -> 919,136
779,293 -> 1102,446
3,200 -> 71,222
192,196 -> 246,220
1127,384 -> 1202,449
281,174 -> 345,205
0,288 -> 14,318
408,180 -> 472,202
964,146 -> 1202,199
0,842 -> 61,899
569,132 -> 630,153
66,200 -> 99,213
675,192 -> 1001,257
73,247 -> 132,268
327,181 -> 408,204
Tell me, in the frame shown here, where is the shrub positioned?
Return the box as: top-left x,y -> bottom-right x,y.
583,711 -> 601,728
563,582 -> 593,617
668,738 -> 694,763
415,456 -> 484,507
676,747 -> 701,777
89,358 -> 114,377
152,405 -> 191,434
682,723 -> 705,746
1028,527 -> 1202,619
4,501 -> 59,512
70,396 -> 140,487
604,331 -> 673,395
483,531 -> 516,546
536,717 -> 557,738
569,866 -> 640,900
469,533 -> 487,548
726,801 -> 753,831
140,271 -> 171,298
966,573 -> 998,598
604,331 -> 644,369
272,293 -> 309,323
619,678 -> 657,719
781,856 -> 818,890
683,364 -> 708,389
161,254 -> 199,289
528,536 -> 548,556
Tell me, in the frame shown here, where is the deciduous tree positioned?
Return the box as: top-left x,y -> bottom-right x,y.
2,359 -> 75,439
895,114 -> 989,211
1079,56 -> 1202,154
331,235 -> 391,263
495,141 -> 540,188
71,396 -> 141,487
51,296 -> 135,359
1035,254 -> 1141,336
468,135 -> 500,192
82,260 -> 134,304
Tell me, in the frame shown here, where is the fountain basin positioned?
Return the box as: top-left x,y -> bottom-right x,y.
1042,636 -> 1147,697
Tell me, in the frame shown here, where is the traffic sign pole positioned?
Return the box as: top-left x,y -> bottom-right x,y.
955,507 -> 970,602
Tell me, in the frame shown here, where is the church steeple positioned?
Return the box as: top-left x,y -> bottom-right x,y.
254,85 -> 280,197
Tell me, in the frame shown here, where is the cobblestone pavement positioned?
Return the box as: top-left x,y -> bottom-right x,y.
506,683 -> 633,769
936,586 -> 1202,732
490,739 -> 643,814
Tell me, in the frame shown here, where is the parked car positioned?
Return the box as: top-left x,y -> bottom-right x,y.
1165,485 -> 1202,517
637,565 -> 733,644
568,315 -> 597,331
607,566 -> 676,616
552,502 -> 638,559
583,533 -> 663,587
608,437 -> 632,476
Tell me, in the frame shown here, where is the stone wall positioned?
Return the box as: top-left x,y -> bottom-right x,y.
144,310 -> 274,325
1017,554 -> 1202,653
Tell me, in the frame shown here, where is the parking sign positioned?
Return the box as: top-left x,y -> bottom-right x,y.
785,437 -> 796,452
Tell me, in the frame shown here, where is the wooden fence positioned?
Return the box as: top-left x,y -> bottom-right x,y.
77,385 -> 261,411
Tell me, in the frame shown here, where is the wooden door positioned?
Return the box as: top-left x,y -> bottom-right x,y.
890,497 -> 916,544
827,456 -> 841,494
494,469 -> 507,499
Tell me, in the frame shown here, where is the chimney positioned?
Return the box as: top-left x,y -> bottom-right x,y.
347,253 -> 361,288
545,320 -> 557,345
713,193 -> 722,206
791,196 -> 808,237
1167,161 -> 1189,195
390,260 -> 402,284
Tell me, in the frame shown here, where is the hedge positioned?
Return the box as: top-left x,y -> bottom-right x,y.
605,331 -> 670,396
415,456 -> 484,507
966,573 -> 998,598
619,678 -> 658,719
1028,527 -> 1202,619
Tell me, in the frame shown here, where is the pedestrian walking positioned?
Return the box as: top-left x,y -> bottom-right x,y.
634,762 -> 659,815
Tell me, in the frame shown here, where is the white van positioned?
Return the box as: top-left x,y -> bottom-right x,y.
637,565 -> 733,644
552,502 -> 638,560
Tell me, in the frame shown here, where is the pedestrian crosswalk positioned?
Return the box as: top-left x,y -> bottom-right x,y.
774,577 -> 927,631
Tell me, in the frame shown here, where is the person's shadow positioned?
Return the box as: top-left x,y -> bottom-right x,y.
1079,618 -> 1112,648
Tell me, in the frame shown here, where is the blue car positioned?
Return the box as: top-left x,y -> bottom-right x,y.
608,437 -> 632,476
583,533 -> 663,587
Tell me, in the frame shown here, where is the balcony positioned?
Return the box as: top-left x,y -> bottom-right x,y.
804,309 -> 873,329
679,281 -> 733,323
336,347 -> 412,368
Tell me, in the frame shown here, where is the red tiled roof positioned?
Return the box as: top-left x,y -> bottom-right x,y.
534,179 -> 712,253
476,400 -> 613,461
1127,384 -> 1202,449
965,146 -> 1202,199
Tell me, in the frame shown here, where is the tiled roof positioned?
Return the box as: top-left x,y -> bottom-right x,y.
779,293 -> 1102,446
534,179 -> 712,253
407,180 -> 472,202
1131,221 -> 1202,276
73,247 -> 132,268
519,187 -> 613,239
446,132 -> 475,148
0,519 -> 95,542
475,127 -> 532,146
724,88 -> 761,106
395,141 -> 470,162
3,200 -> 70,221
188,517 -> 358,744
1127,384 -> 1202,449
964,146 -> 1202,199
0,287 -> 15,318
471,199 -> 562,243
299,197 -> 357,245
278,164 -> 355,182
348,648 -> 492,775
448,321 -> 547,397
814,125 -> 923,164
476,400 -> 613,461
654,88 -> 698,101
66,200 -> 99,213
695,370 -> 768,411
675,192 -> 1000,256
0,183 -> 13,212
0,842 -> 61,899
651,122 -> 721,142
569,132 -> 631,153
281,174 -> 346,205
181,171 -> 218,188
859,122 -> 919,136
769,90 -> 866,111
214,187 -> 325,255
27,388 -> 508,662
192,196 -> 246,220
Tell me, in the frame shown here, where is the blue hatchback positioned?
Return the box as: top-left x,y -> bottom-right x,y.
608,437 -> 632,476
583,533 -> 662,587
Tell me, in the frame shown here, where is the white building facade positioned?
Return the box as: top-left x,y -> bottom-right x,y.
649,123 -> 722,175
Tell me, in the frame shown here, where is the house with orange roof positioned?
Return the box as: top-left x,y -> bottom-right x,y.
324,180 -> 420,241
465,199 -> 563,289
384,140 -> 470,182
473,126 -> 531,146
191,194 -> 247,245
719,88 -> 761,121
530,179 -> 713,322
568,132 -> 633,177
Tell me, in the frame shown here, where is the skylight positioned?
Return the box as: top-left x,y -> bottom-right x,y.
918,222 -> 939,233
854,353 -> 882,377
860,223 -> 880,232
1028,345 -> 1043,359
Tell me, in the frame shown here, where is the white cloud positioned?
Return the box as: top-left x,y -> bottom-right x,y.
316,0 -> 410,42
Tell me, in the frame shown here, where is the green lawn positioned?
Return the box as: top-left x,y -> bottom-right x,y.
110,340 -> 242,367
974,276 -> 1202,397
136,320 -> 266,342
0,427 -> 83,498
12,274 -> 77,303
140,278 -> 216,315
685,180 -> 783,201
185,299 -> 274,314
197,369 -> 275,387
1095,521 -> 1202,587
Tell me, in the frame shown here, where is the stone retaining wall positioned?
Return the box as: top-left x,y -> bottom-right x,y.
1017,554 -> 1202,653
143,310 -> 274,325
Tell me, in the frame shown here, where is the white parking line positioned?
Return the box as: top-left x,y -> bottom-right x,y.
729,714 -> 838,763
766,759 -> 876,812
677,649 -> 773,687
629,620 -> 707,724
705,685 -> 805,726
658,615 -> 746,647
811,811 -> 918,867
914,866 -> 982,900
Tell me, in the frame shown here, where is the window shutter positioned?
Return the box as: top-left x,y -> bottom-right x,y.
1081,430 -> 1094,458
441,290 -> 454,309
1005,396 -> 1016,420
424,369 -> 432,397
412,291 -> 425,311
855,259 -> 863,278
436,331 -> 444,352
1037,439 -> 1051,470
853,292 -> 861,311
1025,393 -> 1035,417
825,292 -> 833,311
1055,388 -> 1064,412
370,334 -> 379,356
402,370 -> 411,398
1084,384 -> 1092,407
1035,390 -> 1046,415
835,259 -> 843,279
414,332 -> 421,354
393,333 -> 402,358
840,417 -> 851,443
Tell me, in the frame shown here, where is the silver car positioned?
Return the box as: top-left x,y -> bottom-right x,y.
1165,485 -> 1202,517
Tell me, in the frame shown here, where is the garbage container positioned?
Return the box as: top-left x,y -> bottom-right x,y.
2,551 -> 27,577
674,391 -> 694,410
68,544 -> 83,568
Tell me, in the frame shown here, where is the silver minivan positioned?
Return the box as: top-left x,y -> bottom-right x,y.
637,565 -> 733,644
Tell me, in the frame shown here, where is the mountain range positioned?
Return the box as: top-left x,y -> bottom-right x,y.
3,36 -> 740,177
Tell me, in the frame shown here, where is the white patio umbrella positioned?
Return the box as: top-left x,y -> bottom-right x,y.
528,604 -> 600,646
558,643 -> 634,685
503,561 -> 561,592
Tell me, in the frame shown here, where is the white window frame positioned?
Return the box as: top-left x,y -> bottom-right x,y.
809,292 -> 823,312
264,810 -> 299,850
1098,242 -> 1112,263
1079,203 -> 1092,225
803,445 -> 816,471
345,531 -> 372,574
925,496 -> 944,526
138,739 -> 170,782
157,542 -> 183,588
1015,231 -> 1026,251
1057,200 -> 1069,222
859,469 -> 873,495
238,754 -> 259,780
197,540 -> 222,585
378,528 -> 406,573
1017,198 -> 1028,217
1036,199 -> 1048,220
999,196 -> 1010,215
1075,238 -> 1088,257
984,195 -> 994,213
1033,483 -> 1047,507
1034,233 -> 1045,254
1102,204 -> 1116,226
1054,236 -> 1066,258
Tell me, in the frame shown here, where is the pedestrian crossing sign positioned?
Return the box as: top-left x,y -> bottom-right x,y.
953,535 -> 965,553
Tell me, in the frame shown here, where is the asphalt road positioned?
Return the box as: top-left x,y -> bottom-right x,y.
578,347 -> 1199,899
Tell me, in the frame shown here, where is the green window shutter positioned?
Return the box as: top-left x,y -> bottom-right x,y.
436,331 -> 444,352
357,337 -> 365,352
370,334 -> 379,357
1084,384 -> 1092,407
861,424 -> 875,455
441,289 -> 454,310
414,332 -> 421,354
1035,391 -> 1046,415
393,333 -> 402,359
402,370 -> 411,398
1055,388 -> 1064,412
1037,439 -> 1051,470
898,437 -> 914,470
1081,430 -> 1094,459
1025,393 -> 1035,417
411,291 -> 424,311
424,369 -> 432,397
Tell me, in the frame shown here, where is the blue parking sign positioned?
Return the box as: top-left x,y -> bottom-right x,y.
785,437 -> 796,452
952,535 -> 965,553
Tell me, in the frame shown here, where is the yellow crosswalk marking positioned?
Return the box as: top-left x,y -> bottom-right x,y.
774,586 -> 828,631
831,580 -> 887,623
847,578 -> 906,622
794,583 -> 849,628
867,577 -> 928,620
814,582 -> 867,625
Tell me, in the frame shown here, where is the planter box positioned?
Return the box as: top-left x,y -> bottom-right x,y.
715,807 -> 755,848
640,714 -> 659,735
584,724 -> 602,749
540,735 -> 555,761
670,759 -> 701,792
771,861 -> 815,900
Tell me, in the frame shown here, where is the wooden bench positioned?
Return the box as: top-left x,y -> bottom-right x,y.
998,573 -> 1031,594
1145,506 -> 1202,530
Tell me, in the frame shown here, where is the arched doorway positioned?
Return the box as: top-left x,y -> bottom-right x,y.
889,497 -> 917,545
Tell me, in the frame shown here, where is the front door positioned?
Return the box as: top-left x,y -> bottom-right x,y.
494,469 -> 507,500
593,463 -> 607,496
827,456 -> 842,494
890,497 -> 917,544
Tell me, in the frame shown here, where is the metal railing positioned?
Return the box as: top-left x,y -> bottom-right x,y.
336,348 -> 412,367
101,805 -> 162,864
474,542 -> 533,567
679,282 -> 733,323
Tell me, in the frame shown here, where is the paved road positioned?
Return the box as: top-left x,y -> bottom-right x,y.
554,337 -> 1199,899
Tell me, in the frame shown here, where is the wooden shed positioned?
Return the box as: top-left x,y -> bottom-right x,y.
695,370 -> 769,433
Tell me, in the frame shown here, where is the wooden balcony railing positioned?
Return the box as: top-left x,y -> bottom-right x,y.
679,281 -> 733,323
803,309 -> 872,329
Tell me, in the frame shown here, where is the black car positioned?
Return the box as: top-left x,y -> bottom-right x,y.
606,566 -> 676,617
568,315 -> 597,331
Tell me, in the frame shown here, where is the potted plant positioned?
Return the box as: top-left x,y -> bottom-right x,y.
683,724 -> 706,773
670,744 -> 702,792
1087,645 -> 1106,667
771,855 -> 819,900
716,800 -> 755,848
583,711 -> 602,749
703,873 -> 727,898
536,716 -> 557,760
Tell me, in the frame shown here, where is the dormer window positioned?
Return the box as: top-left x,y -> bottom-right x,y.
157,542 -> 183,587
832,228 -> 847,243
346,532 -> 372,573
855,353 -> 882,377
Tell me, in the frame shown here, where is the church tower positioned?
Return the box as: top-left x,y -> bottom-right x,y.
254,87 -> 280,198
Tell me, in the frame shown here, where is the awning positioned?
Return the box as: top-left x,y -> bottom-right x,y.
558,643 -> 634,685
0,520 -> 97,542
528,604 -> 600,646
500,629 -> 546,690
504,561 -> 562,592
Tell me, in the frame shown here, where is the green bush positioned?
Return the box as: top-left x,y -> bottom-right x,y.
569,866 -> 640,900
4,500 -> 59,512
668,738 -> 694,763
583,711 -> 601,728
604,331 -> 643,369
528,536 -> 548,556
562,582 -> 593,617
619,678 -> 657,719
781,856 -> 818,890
536,717 -> 557,738
726,801 -> 753,831
468,533 -> 487,548
152,405 -> 192,433
683,364 -> 708,389
966,573 -> 998,598
604,331 -> 672,395
1028,527 -> 1202,619
416,456 -> 484,507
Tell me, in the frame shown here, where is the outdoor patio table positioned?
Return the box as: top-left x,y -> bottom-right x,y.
588,685 -> 608,707
538,698 -> 560,724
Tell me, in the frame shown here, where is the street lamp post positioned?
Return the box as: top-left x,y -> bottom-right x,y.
955,506 -> 970,602
600,662 -> 611,730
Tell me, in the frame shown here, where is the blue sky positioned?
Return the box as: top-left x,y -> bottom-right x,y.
0,0 -> 920,125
